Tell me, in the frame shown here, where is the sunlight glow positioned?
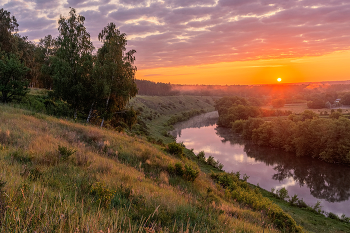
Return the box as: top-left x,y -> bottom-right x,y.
277,78 -> 282,82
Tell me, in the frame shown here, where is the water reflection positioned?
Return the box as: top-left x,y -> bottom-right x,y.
170,111 -> 350,215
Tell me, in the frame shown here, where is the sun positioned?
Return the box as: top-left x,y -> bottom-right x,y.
277,78 -> 282,82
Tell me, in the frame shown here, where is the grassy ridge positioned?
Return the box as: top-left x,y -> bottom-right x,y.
0,103 -> 282,232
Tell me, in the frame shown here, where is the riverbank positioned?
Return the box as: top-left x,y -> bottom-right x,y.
164,110 -> 350,233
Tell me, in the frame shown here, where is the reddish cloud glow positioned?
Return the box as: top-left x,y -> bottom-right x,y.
2,0 -> 350,84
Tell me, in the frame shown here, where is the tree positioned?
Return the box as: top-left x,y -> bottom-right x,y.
94,22 -> 138,127
0,8 -> 18,54
51,8 -> 94,119
37,35 -> 57,88
0,53 -> 30,103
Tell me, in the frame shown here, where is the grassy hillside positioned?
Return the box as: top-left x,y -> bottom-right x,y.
0,103 -> 286,232
129,95 -> 217,143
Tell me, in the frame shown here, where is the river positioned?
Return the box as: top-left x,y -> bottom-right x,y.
169,111 -> 350,217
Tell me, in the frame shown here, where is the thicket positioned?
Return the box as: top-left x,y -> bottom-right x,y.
215,96 -> 291,127
232,111 -> 350,164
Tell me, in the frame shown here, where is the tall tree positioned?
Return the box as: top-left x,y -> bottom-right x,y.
38,35 -> 57,89
0,53 -> 30,103
94,22 -> 138,127
51,8 -> 94,119
0,9 -> 30,102
0,8 -> 18,54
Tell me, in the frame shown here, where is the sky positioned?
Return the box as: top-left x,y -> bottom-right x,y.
2,0 -> 350,85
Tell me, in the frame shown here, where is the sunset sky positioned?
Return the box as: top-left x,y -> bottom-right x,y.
2,0 -> 350,85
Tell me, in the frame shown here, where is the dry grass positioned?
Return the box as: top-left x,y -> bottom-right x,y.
0,103 -> 282,232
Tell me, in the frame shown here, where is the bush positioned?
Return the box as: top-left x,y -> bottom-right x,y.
289,194 -> 299,206
328,212 -> 340,220
57,145 -> 76,161
90,182 -> 115,208
167,142 -> 183,156
206,156 -> 217,167
168,163 -> 199,182
276,187 -> 289,200
174,163 -> 184,176
196,151 -> 206,162
183,164 -> 199,182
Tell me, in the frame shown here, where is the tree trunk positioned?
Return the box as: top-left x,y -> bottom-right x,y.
1,91 -> 8,103
100,94 -> 110,128
74,109 -> 78,121
86,102 -> 94,123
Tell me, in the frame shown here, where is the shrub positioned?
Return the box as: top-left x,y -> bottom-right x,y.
11,151 -> 33,164
276,187 -> 289,200
90,182 -> 115,208
328,212 -> 340,220
167,142 -> 183,156
197,151 -> 206,162
206,156 -> 217,167
313,200 -> 323,214
289,194 -> 299,206
57,145 -> 76,161
183,164 -> 199,182
174,163 -> 184,176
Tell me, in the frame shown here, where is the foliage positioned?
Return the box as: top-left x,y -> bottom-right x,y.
271,99 -> 286,108
0,8 -> 19,53
94,22 -> 138,127
196,151 -> 206,162
168,162 -> 199,182
211,172 -> 302,232
276,187 -> 289,200
90,182 -> 116,208
50,8 -> 94,118
57,145 -> 76,161
183,164 -> 199,181
0,53 -> 30,103
307,98 -> 325,109
166,142 -> 184,156
234,111 -> 350,164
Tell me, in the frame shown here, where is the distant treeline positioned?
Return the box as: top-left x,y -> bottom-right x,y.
215,96 -> 292,127
135,79 -> 179,96
216,96 -> 350,164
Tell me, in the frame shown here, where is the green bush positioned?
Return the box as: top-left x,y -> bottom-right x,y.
175,163 -> 184,176
167,142 -> 183,156
57,145 -> 76,161
197,151 -> 206,162
183,164 -> 199,182
276,187 -> 289,200
328,212 -> 340,220
90,182 -> 115,208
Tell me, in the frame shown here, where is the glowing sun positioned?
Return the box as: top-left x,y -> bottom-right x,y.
277,78 -> 282,82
